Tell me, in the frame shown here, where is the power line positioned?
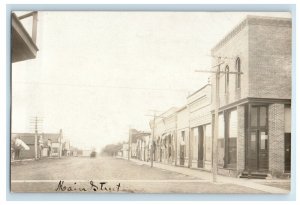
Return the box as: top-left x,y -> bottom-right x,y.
13,81 -> 188,93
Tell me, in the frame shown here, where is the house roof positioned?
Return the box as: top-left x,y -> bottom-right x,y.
131,132 -> 151,143
11,133 -> 35,144
42,133 -> 61,143
11,132 -> 61,145
21,135 -> 35,144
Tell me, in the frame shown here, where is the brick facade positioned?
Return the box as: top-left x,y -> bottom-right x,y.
211,22 -> 249,108
211,16 -> 291,108
211,16 -> 291,177
248,19 -> 291,99
268,103 -> 285,177
237,105 -> 245,173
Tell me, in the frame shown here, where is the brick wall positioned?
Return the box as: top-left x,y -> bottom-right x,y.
208,16 -> 291,178
211,16 -> 292,110
211,25 -> 249,109
237,105 -> 245,173
248,21 -> 291,99
269,103 -> 285,177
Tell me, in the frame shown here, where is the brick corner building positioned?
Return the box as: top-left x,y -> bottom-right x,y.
210,15 -> 292,178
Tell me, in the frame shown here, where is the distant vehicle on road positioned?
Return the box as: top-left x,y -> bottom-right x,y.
90,151 -> 97,158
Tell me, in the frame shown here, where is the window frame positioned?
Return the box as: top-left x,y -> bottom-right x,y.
235,57 -> 241,89
225,65 -> 230,94
224,108 -> 238,169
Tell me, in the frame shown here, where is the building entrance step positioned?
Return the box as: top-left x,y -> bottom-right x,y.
240,171 -> 268,179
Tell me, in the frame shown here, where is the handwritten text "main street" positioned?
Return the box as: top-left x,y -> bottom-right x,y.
55,180 -> 121,192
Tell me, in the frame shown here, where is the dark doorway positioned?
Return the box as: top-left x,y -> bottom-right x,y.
180,131 -> 185,166
180,145 -> 185,166
284,133 -> 291,173
198,126 -> 204,168
246,105 -> 269,172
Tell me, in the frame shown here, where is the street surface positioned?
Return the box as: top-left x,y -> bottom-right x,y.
11,156 -> 267,193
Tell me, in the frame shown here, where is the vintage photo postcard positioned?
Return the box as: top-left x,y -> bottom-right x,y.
11,11 -> 292,193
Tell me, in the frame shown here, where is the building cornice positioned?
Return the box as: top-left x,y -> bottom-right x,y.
187,84 -> 211,99
211,97 -> 291,113
211,15 -> 292,54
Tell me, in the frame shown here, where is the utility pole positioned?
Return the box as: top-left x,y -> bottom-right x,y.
195,58 -> 243,183
30,116 -> 43,160
145,110 -> 163,168
212,64 -> 220,183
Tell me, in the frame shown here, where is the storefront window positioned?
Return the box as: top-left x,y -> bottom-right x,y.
285,105 -> 291,133
205,124 -> 212,161
218,114 -> 224,139
235,58 -> 241,89
284,105 -> 291,172
225,66 -> 229,93
260,131 -> 268,150
228,110 -> 237,165
259,107 -> 267,127
181,131 -> 185,142
218,114 -> 224,166
251,107 -> 258,127
193,127 -> 199,160
181,131 -> 186,158
250,132 -> 256,150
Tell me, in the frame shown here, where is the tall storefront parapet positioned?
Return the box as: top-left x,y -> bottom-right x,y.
186,84 -> 212,171
150,107 -> 178,165
210,15 -> 291,178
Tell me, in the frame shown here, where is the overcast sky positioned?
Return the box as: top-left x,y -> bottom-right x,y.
12,11 -> 291,150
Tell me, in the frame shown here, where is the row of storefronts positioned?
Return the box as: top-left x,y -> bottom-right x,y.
149,85 -> 214,172
131,15 -> 292,178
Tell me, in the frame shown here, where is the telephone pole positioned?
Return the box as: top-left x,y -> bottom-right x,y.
145,110 -> 163,168
195,58 -> 243,183
29,116 -> 43,160
212,65 -> 220,183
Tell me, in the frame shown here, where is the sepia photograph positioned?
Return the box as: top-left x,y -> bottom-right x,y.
10,11 -> 292,194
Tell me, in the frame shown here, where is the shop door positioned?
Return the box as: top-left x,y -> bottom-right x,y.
180,145 -> 185,165
248,130 -> 258,171
284,133 -> 291,172
247,105 -> 268,172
